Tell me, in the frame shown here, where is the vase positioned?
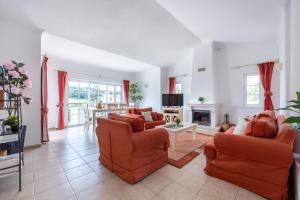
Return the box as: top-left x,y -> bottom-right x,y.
11,125 -> 19,132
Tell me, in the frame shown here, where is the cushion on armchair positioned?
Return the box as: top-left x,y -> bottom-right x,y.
243,118 -> 277,138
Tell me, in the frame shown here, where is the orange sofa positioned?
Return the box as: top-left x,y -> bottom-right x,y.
204,112 -> 296,200
96,113 -> 170,183
128,107 -> 166,129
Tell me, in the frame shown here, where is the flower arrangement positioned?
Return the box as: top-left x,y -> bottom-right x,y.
1,61 -> 32,105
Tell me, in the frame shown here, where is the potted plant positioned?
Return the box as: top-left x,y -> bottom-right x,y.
175,118 -> 181,127
277,91 -> 300,153
3,115 -> 19,132
129,82 -> 143,107
198,96 -> 205,104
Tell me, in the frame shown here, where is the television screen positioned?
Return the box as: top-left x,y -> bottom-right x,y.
162,94 -> 183,107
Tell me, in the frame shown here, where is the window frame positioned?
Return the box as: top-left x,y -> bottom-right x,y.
243,73 -> 262,108
175,82 -> 183,94
67,79 -> 123,126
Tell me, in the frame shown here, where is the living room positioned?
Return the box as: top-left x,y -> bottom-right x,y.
0,0 -> 300,200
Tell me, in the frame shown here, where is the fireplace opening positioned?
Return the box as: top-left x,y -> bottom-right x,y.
192,110 -> 211,126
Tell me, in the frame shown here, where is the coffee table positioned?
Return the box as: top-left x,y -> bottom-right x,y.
158,123 -> 197,150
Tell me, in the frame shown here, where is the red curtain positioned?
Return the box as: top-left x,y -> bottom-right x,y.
258,62 -> 274,110
123,80 -> 130,104
41,56 -> 49,142
57,71 -> 67,130
169,77 -> 175,94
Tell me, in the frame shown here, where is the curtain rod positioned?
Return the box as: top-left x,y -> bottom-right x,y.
169,73 -> 189,78
51,69 -> 124,81
231,59 -> 279,69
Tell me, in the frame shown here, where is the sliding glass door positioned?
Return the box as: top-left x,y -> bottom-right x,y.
67,80 -> 123,126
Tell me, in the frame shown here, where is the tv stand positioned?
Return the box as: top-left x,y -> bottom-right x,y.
162,107 -> 183,124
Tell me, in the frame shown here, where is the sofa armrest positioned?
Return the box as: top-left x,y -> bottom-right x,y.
144,120 -> 166,129
132,128 -> 170,152
214,133 -> 293,166
204,140 -> 216,159
157,113 -> 164,121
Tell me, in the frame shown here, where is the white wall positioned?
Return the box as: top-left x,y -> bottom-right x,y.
290,0 -> 300,99
0,18 -> 42,146
167,49 -> 194,105
215,41 -> 280,123
46,56 -> 134,128
190,41 -> 216,104
134,67 -> 162,112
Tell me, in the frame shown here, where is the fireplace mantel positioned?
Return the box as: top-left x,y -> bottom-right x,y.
184,103 -> 220,135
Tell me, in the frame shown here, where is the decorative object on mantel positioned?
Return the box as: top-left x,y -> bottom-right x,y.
198,96 -> 205,104
277,91 -> 300,153
129,82 -> 143,107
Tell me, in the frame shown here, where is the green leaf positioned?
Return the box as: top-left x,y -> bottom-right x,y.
288,100 -> 300,104
284,116 -> 300,125
297,91 -> 300,102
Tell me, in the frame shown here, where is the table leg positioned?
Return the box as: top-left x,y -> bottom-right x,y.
173,133 -> 176,151
192,127 -> 196,140
93,111 -> 96,132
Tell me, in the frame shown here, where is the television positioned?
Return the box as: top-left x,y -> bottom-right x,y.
162,94 -> 183,107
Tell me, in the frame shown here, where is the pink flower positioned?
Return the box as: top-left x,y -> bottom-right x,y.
11,86 -> 20,95
3,62 -> 15,70
8,70 -> 20,79
24,79 -> 32,89
18,67 -> 29,75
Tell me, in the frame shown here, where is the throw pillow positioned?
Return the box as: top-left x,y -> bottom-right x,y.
151,112 -> 158,121
141,111 -> 153,122
243,118 -> 277,138
233,118 -> 248,135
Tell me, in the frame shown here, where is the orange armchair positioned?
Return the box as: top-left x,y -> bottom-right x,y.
96,117 -> 169,183
204,116 -> 295,200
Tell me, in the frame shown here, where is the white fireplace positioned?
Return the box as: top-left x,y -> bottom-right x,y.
185,103 -> 220,135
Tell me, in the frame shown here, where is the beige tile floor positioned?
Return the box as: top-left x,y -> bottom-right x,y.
0,126 -> 267,200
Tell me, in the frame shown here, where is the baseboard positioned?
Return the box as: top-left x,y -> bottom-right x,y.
24,144 -> 42,150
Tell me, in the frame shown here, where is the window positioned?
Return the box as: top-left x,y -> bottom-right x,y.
175,83 -> 183,94
244,74 -> 260,107
67,80 -> 123,126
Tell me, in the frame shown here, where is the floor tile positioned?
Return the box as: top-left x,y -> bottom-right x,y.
61,158 -> 86,171
70,172 -> 101,194
34,172 -> 68,194
158,182 -> 195,200
35,182 -> 74,200
141,171 -> 172,193
65,164 -> 93,181
175,171 -> 208,194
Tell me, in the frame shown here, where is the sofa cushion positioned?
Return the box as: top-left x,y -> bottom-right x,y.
157,113 -> 164,121
276,124 -> 296,145
141,111 -> 153,122
133,107 -> 152,115
108,113 -> 145,132
151,112 -> 159,121
233,118 -> 248,135
256,110 -> 276,121
244,118 -> 277,138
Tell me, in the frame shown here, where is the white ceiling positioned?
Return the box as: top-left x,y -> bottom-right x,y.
41,32 -> 158,72
0,0 -> 200,69
0,0 -> 285,72
156,0 -> 285,42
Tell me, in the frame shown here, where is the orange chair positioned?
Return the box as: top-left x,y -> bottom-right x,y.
128,107 -> 166,129
204,114 -> 295,200
96,114 -> 170,183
